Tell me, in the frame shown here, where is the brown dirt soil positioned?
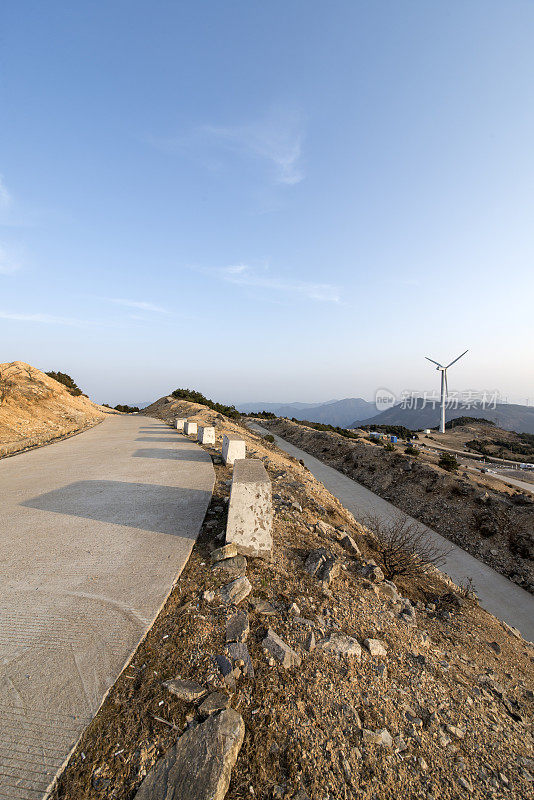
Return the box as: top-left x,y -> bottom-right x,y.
51,398 -> 534,800
265,419 -> 534,594
0,361 -> 108,457
419,422 -> 534,465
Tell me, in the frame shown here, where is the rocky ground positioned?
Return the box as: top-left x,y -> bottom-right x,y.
51,398 -> 533,800
264,419 -> 534,594
0,361 -> 107,457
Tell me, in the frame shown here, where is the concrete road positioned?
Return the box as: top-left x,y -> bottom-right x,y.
0,416 -> 214,800
486,471 -> 534,495
249,423 -> 534,642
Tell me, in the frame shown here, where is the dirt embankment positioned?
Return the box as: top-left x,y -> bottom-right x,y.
52,398 -> 533,800
264,419 -> 534,594
0,361 -> 107,457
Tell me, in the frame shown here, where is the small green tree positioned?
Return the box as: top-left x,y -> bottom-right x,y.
46,371 -> 83,396
438,452 -> 459,472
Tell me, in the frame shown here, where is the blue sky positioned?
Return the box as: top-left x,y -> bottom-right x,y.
1,1 -> 533,406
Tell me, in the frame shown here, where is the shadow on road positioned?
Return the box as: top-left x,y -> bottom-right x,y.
135,436 -> 182,442
132,448 -> 209,461
22,480 -> 210,536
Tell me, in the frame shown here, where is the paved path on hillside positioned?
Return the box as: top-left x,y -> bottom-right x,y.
0,416 -> 214,800
249,423 -> 534,641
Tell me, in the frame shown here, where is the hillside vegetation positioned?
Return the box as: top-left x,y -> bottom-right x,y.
0,361 -> 106,457
265,418 -> 534,593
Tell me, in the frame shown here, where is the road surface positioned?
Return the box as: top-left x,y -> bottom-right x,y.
486,471 -> 534,495
0,416 -> 214,800
249,423 -> 534,642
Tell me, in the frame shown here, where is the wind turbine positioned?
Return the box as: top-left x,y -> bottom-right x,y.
425,350 -> 468,433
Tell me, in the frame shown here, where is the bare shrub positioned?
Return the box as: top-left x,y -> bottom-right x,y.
365,512 -> 451,580
0,367 -> 15,406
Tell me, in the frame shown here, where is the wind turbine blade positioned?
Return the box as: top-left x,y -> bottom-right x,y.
446,349 -> 469,369
425,357 -> 443,368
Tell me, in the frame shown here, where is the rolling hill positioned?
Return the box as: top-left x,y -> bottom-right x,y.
354,401 -> 534,435
238,397 -> 377,427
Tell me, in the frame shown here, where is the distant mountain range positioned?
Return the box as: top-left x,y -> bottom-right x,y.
238,396 -> 534,434
237,398 -> 377,428
354,402 -> 534,435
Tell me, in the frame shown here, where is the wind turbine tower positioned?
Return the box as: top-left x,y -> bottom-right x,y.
425,350 -> 469,433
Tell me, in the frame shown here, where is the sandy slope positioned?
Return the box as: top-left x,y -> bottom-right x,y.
0,361 -> 106,457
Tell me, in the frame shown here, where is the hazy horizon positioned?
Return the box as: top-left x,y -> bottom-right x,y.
2,2 -> 533,405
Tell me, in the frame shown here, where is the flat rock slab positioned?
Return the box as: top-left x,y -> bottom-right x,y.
249,596 -> 278,615
0,416 -> 214,799
134,709 -> 245,800
262,629 -> 301,668
225,611 -> 250,642
212,554 -> 247,577
363,638 -> 388,657
163,678 -> 207,702
198,692 -> 231,718
220,577 -> 252,605
225,642 -> 254,677
211,543 -> 238,563
319,634 -> 362,658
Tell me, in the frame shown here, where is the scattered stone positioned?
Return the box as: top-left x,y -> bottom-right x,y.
225,611 -> 250,643
320,556 -> 340,587
163,678 -> 207,702
363,638 -> 388,657
340,533 -> 361,556
249,597 -> 277,615
488,641 -> 501,655
202,590 -> 216,603
377,663 -> 388,679
288,602 -> 301,615
133,709 -> 244,800
315,520 -> 336,537
438,729 -> 451,747
214,654 -> 235,688
226,642 -> 254,678
365,565 -> 385,583
376,582 -> 400,602
198,692 -> 230,718
262,629 -> 302,668
212,555 -> 247,577
304,548 -> 340,586
362,728 -> 393,747
446,725 -> 465,740
304,631 -> 316,652
319,634 -> 361,659
220,577 -> 252,606
400,603 -> 417,625
458,777 -> 473,793
211,543 -> 238,564
305,548 -> 330,577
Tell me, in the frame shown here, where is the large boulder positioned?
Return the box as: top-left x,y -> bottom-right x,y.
134,709 -> 244,800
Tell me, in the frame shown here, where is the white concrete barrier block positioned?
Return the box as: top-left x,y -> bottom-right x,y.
184,421 -> 197,436
175,418 -> 186,431
222,434 -> 246,465
198,426 -> 215,445
226,458 -> 273,559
